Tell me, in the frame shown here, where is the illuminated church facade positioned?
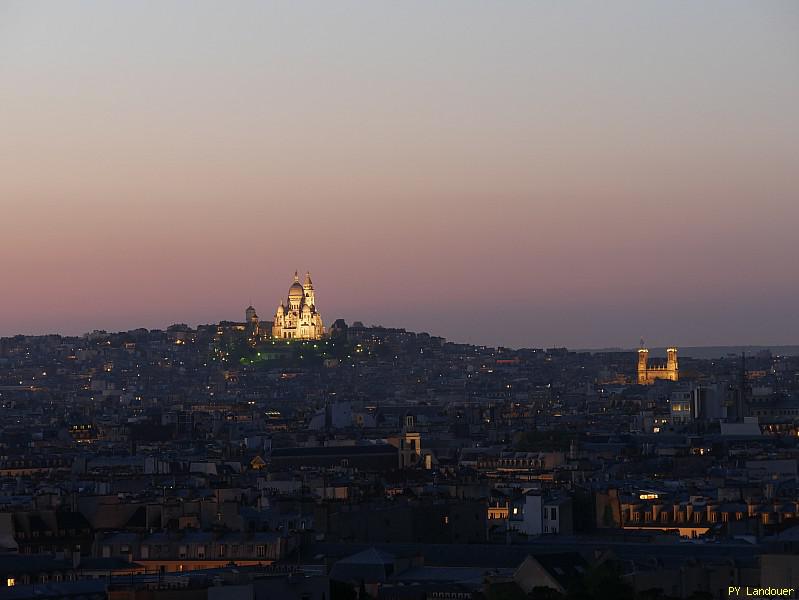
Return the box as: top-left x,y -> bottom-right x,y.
637,346 -> 678,385
272,272 -> 324,340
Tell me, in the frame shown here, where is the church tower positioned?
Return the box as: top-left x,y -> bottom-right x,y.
303,272 -> 315,308
666,347 -> 678,377
245,305 -> 259,335
637,348 -> 649,385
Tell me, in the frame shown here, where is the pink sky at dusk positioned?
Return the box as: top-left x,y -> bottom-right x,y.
1,1 -> 798,348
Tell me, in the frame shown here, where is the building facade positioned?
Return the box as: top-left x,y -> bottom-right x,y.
272,272 -> 324,340
637,346 -> 678,385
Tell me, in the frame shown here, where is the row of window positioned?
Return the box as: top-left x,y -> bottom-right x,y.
628,511 -> 745,523
489,459 -> 550,468
104,543 -> 270,559
6,573 -> 72,587
17,529 -> 84,539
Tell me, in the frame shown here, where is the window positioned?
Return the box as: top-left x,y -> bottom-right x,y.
6,579 -> 15,588
256,545 -> 266,558
197,545 -> 205,559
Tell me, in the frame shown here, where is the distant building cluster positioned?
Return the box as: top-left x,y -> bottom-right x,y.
0,293 -> 798,599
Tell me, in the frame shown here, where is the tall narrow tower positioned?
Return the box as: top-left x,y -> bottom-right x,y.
666,347 -> 678,381
303,272 -> 315,307
245,305 -> 259,335
637,348 -> 649,385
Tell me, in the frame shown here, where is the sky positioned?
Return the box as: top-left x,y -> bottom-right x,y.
1,1 -> 798,349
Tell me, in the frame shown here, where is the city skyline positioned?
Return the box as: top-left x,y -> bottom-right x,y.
2,1 -> 798,347
2,3 -> 799,595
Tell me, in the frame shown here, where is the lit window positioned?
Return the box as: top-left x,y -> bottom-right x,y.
7,579 -> 15,588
